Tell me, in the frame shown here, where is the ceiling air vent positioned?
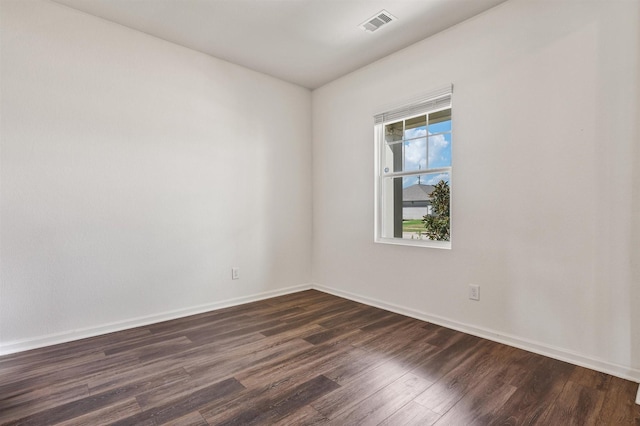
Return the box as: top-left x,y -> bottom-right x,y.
360,10 -> 397,33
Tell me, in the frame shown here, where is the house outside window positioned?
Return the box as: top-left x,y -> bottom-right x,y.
374,85 -> 452,249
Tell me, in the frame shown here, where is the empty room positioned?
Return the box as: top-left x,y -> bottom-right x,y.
1,0 -> 639,424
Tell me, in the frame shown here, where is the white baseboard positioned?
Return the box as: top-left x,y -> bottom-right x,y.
0,283 -> 312,356
312,283 -> 640,384
636,384 -> 640,405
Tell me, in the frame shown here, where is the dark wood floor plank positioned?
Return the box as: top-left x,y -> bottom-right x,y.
232,335 -> 349,389
203,375 -> 340,425
104,315 -> 255,355
303,325 -> 367,346
146,308 -> 254,335
413,340 -> 497,414
0,350 -> 107,386
271,404 -> 330,425
422,325 -> 461,347
110,377 -> 244,425
173,313 -> 264,339
87,354 -> 192,395
318,305 -> 396,331
0,383 -> 90,424
382,338 -> 441,374
327,372 -> 432,425
260,316 -> 332,337
432,378 -> 517,425
2,368 -> 190,426
187,339 -> 316,387
238,344 -> 351,390
139,338 -> 314,410
200,344 -> 361,424
253,306 -> 308,323
106,336 -> 193,363
273,301 -> 368,332
55,397 -> 142,426
163,411 -> 209,426
180,333 -> 296,378
378,400 -> 440,426
140,331 -> 266,375
359,313 -> 415,333
488,355 -> 577,425
410,332 -> 484,383
90,365 -> 195,409
538,380 -> 605,426
184,318 -> 285,345
488,345 -> 540,388
568,366 -> 612,391
323,329 -> 440,393
242,375 -> 339,425
319,345 -> 385,385
311,356 -> 413,419
0,353 -> 140,404
353,321 -> 436,359
1,289 -> 637,426
597,376 -> 640,425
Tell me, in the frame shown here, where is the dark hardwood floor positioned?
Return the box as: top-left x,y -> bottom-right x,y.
1,290 -> 639,425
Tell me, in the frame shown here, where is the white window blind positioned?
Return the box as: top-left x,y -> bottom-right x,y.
374,85 -> 453,124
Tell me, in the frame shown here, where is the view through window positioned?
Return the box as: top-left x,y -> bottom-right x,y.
375,87 -> 452,248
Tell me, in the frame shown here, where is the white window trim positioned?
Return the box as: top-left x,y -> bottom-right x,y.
374,85 -> 453,249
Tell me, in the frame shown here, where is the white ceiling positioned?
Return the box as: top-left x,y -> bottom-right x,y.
51,0 -> 508,89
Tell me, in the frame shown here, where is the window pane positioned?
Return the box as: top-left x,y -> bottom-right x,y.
428,133 -> 451,168
404,137 -> 427,171
385,121 -> 403,142
402,172 -> 450,188
405,116 -> 427,171
405,115 -> 426,138
381,172 -> 450,241
428,109 -> 452,169
428,109 -> 451,133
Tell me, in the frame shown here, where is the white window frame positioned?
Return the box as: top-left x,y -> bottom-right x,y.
374,85 -> 453,249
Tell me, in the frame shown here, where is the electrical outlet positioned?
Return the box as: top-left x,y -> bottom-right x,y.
469,284 -> 480,301
231,267 -> 240,280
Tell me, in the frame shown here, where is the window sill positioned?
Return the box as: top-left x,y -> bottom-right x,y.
374,237 -> 451,250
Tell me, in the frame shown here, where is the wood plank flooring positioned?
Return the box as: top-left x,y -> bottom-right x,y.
1,290 -> 639,425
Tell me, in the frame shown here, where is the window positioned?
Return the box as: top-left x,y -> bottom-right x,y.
374,85 -> 452,248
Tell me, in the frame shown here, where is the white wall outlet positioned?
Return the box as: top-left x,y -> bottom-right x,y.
231,267 -> 240,280
469,284 -> 480,301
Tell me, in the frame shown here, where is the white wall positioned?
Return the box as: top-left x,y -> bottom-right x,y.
0,0 -> 312,353
312,0 -> 640,379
